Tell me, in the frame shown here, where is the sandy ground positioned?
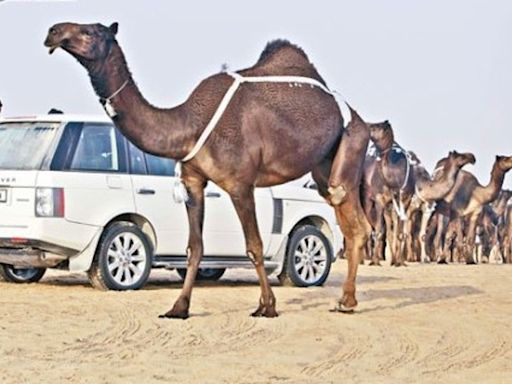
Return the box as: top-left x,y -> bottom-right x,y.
1,261 -> 512,384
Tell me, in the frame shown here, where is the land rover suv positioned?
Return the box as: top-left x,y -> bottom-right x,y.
0,115 -> 342,290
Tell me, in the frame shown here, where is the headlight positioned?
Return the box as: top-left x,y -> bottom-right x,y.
35,188 -> 65,217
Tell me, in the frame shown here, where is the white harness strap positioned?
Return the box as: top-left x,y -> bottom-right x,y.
182,72 -> 335,163
389,144 -> 412,221
173,72 -> 344,203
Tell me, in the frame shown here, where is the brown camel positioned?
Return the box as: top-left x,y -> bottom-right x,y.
434,156 -> 512,263
487,190 -> 512,261
405,151 -> 475,262
362,121 -> 415,267
502,203 -> 512,263
44,22 -> 371,318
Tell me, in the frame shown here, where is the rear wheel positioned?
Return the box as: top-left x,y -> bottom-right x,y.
177,268 -> 226,281
88,222 -> 152,291
279,225 -> 332,287
0,264 -> 46,283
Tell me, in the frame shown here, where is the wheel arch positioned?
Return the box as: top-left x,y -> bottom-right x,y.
287,215 -> 335,255
103,213 -> 157,251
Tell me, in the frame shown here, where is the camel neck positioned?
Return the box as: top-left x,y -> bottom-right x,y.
373,134 -> 394,154
417,160 -> 460,201
479,162 -> 507,203
85,44 -> 194,159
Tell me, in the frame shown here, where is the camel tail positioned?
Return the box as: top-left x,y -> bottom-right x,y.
327,105 -> 370,205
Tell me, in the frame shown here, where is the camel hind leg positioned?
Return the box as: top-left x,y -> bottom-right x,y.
314,105 -> 371,312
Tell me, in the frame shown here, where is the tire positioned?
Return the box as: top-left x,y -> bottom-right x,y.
87,222 -> 152,291
0,264 -> 46,283
177,268 -> 226,281
279,225 -> 332,287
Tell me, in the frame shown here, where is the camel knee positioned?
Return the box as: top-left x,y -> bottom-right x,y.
327,185 -> 347,206
186,246 -> 203,268
247,250 -> 264,267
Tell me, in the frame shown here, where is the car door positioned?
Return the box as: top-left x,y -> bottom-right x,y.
44,122 -> 134,227
202,182 -> 274,256
128,142 -> 189,255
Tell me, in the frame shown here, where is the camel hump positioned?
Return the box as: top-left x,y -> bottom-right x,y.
257,39 -> 309,64
250,39 -> 326,84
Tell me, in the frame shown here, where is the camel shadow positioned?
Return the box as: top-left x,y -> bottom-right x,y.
38,273 -> 281,290
356,285 -> 483,313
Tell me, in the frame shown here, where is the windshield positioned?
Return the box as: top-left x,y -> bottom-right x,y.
0,122 -> 60,170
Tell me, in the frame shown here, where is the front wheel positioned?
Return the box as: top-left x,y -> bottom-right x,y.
88,222 -> 152,291
0,264 -> 46,283
279,225 -> 332,287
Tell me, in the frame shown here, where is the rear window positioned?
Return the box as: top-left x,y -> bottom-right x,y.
0,122 -> 60,170
70,124 -> 120,171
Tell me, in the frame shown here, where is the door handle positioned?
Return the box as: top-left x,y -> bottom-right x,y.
206,192 -> 221,198
136,188 -> 156,195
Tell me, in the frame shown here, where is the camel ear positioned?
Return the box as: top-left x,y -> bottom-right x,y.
109,22 -> 119,36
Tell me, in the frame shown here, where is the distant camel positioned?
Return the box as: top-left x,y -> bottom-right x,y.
434,156 -> 512,263
45,22 -> 371,318
477,190 -> 512,262
502,203 -> 512,263
406,151 -> 475,262
362,121 -> 415,266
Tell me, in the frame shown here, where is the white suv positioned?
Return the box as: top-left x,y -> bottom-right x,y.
0,115 -> 342,290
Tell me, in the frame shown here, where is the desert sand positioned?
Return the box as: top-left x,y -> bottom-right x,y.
1,261 -> 511,384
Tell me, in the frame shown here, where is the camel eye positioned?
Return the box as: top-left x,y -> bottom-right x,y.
83,29 -> 92,36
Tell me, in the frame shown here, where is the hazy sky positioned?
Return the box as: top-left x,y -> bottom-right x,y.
0,0 -> 511,187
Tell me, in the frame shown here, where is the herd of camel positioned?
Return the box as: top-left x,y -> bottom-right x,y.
361,120 -> 512,269
39,21 -> 510,318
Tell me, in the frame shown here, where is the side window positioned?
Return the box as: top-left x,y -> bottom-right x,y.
70,124 -> 125,172
128,141 -> 147,174
145,153 -> 175,176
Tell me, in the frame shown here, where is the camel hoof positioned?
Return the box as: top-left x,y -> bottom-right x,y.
251,306 -> 279,318
158,309 -> 189,320
369,261 -> 381,266
437,259 -> 448,265
330,302 -> 356,314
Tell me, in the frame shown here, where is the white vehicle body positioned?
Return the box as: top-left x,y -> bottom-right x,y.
0,115 -> 342,288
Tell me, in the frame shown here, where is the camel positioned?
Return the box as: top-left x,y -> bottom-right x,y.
362,121 -> 416,267
405,151 -> 476,262
433,156 -> 512,263
502,203 -> 512,263
44,22 -> 371,318
486,190 -> 512,261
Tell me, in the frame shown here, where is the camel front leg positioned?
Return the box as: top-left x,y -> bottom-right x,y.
419,205 -> 434,263
160,177 -> 205,319
464,214 -> 479,264
370,202 -> 385,266
230,186 -> 277,317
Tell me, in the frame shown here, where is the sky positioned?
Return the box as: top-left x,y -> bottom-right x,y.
0,0 -> 511,187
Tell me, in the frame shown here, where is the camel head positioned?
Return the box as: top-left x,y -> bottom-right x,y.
495,155 -> 512,172
44,22 -> 118,66
448,150 -> 476,169
368,120 -> 394,150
